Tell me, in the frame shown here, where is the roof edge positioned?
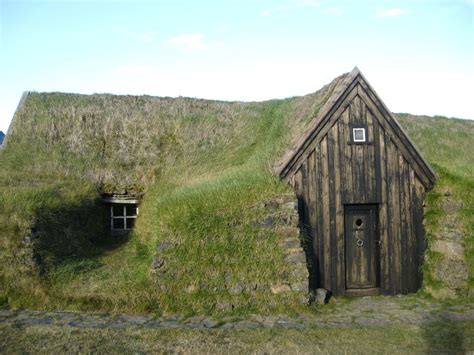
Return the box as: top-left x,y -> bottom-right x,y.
1,91 -> 30,149
355,70 -> 436,188
275,67 -> 436,190
275,66 -> 360,178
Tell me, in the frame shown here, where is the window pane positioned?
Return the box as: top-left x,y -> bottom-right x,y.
113,204 -> 124,216
353,128 -> 365,142
113,218 -> 125,229
126,218 -> 135,229
126,205 -> 137,216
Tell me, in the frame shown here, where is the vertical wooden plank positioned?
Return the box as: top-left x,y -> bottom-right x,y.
299,161 -> 316,289
409,167 -> 417,291
306,150 -> 318,291
293,169 -> 305,250
399,156 -> 409,294
357,97 -> 366,203
405,165 -> 415,292
398,155 -> 406,294
366,108 -> 376,202
327,126 -> 338,293
316,146 -> 325,287
390,145 -> 402,294
413,177 -> 426,291
359,96 -> 368,202
378,124 -> 389,293
348,101 -> 355,202
373,114 -> 382,203
351,99 -> 361,202
300,161 -> 310,241
372,119 -> 380,288
333,123 -> 345,294
385,134 -> 395,294
299,162 -> 315,290
307,149 -> 317,244
342,108 -> 353,203
321,136 -> 332,290
350,99 -> 363,202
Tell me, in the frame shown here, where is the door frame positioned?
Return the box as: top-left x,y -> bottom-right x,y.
344,204 -> 381,296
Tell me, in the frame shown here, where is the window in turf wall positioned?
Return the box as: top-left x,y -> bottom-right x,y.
102,194 -> 140,233
111,203 -> 138,230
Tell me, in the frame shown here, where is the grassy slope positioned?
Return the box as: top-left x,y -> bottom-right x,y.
0,76 -> 341,315
0,79 -> 472,315
397,114 -> 474,293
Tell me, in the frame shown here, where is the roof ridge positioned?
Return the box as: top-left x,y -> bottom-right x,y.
275,67 -> 435,190
275,67 -> 360,177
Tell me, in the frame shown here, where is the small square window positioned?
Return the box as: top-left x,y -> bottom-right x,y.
353,128 -> 366,143
110,202 -> 138,231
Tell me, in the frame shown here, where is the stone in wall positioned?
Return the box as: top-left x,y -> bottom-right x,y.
264,193 -> 309,299
149,192 -> 309,302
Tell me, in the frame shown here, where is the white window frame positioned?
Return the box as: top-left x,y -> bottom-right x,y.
110,203 -> 138,231
352,128 -> 366,143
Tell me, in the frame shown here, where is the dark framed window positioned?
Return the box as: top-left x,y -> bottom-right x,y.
349,124 -> 369,144
110,203 -> 138,230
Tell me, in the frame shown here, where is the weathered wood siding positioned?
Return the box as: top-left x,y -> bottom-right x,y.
291,83 -> 427,296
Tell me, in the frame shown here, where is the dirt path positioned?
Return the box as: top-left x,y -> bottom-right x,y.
1,297 -> 473,330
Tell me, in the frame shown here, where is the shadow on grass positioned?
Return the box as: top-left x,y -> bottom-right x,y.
32,196 -> 129,274
421,318 -> 466,353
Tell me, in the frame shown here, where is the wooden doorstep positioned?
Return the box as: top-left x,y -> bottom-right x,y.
345,288 -> 381,297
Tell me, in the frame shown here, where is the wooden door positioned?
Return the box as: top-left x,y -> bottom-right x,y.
344,205 -> 380,295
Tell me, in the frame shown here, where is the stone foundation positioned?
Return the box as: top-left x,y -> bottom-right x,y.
150,192 -> 309,302
262,193 -> 309,297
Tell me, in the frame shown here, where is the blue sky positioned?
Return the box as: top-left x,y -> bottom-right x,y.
0,0 -> 473,132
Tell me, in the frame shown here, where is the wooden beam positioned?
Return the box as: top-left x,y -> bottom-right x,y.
276,67 -> 361,179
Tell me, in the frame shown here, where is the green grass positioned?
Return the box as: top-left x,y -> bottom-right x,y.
1,321 -> 472,353
0,78 -> 472,316
0,91 -> 314,314
398,114 -> 474,293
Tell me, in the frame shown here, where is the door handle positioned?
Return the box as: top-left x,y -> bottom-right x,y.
356,239 -> 364,247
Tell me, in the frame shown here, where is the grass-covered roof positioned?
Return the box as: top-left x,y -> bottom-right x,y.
0,71 -> 472,314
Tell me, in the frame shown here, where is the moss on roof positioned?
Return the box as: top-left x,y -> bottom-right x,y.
1,71 -> 472,314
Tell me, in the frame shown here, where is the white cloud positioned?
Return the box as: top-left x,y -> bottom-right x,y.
376,8 -> 407,18
168,33 -> 209,52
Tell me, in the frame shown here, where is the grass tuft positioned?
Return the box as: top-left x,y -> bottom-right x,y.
0,85 -> 472,314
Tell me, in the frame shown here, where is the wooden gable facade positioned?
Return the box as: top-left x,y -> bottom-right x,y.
277,67 -> 436,296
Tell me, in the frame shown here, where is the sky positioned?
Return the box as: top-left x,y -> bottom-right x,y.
0,0 -> 473,132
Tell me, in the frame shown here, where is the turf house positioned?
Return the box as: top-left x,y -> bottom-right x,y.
1,67 -> 471,314
277,67 -> 435,296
